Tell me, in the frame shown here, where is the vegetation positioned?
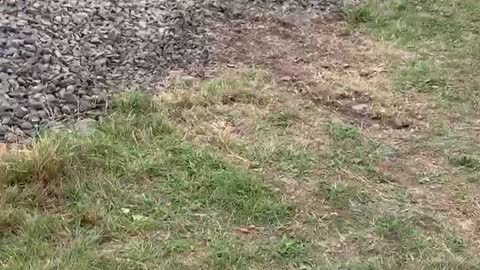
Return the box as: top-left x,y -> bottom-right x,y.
2,0 -> 480,268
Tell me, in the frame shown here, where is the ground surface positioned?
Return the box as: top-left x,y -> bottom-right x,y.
0,0 -> 340,142
1,0 -> 480,269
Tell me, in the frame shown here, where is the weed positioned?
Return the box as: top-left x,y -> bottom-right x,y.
375,216 -> 415,240
348,6 -> 375,24
329,122 -> 359,141
273,237 -> 306,260
266,108 -> 300,128
396,61 -> 455,99
112,92 -> 157,114
447,236 -> 467,254
449,155 -> 480,170
209,240 -> 253,270
200,69 -> 272,105
164,239 -> 193,254
374,216 -> 431,256
392,190 -> 413,204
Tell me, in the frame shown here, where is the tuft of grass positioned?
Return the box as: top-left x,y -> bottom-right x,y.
112,92 -> 157,114
320,182 -> 368,208
201,69 -> 272,102
353,0 -> 465,48
209,239 -> 254,270
162,69 -> 273,112
447,236 -> 467,254
374,216 -> 432,256
375,216 -> 416,241
273,237 -> 306,260
271,148 -> 317,177
164,239 -> 194,255
347,6 -> 375,24
266,108 -> 300,128
449,154 -> 480,170
327,125 -> 388,183
395,61 -> 457,100
329,122 -> 359,141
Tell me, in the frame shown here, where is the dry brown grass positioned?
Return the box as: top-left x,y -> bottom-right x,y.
154,64 -> 480,267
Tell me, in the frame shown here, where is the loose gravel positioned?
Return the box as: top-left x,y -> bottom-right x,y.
0,0 -> 343,143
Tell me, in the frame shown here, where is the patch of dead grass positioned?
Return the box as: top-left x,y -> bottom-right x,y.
155,65 -> 480,266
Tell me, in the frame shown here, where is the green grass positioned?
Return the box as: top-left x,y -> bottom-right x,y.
0,93 -> 290,269
449,154 -> 480,170
273,237 -> 306,260
349,0 -> 466,48
320,182 -> 368,208
350,0 -> 480,103
329,121 -> 359,141
395,61 -> 453,99
327,121 -> 388,182
271,148 -> 317,177
374,216 -> 432,256
447,236 -> 467,254
266,108 -> 300,128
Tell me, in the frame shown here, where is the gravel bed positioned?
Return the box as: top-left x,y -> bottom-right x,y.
0,0 -> 342,143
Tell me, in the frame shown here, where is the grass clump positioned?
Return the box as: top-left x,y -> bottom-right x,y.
273,237 -> 306,260
351,0 -> 465,48
320,182 -> 368,208
162,69 -> 273,112
449,154 -> 480,170
266,108 -> 300,128
112,92 -> 158,114
347,6 -> 376,24
396,61 -> 453,99
271,148 -> 317,177
209,239 -> 255,270
374,216 -> 432,256
327,120 -> 387,182
329,121 -> 359,141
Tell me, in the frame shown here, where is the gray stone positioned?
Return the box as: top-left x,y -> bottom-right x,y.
0,73 -> 9,82
14,107 -> 29,118
4,132 -> 17,143
359,70 -> 370,77
63,93 -> 78,104
0,112 -> 13,124
30,115 -> 41,123
61,104 -> 73,114
79,99 -> 92,112
75,118 -> 97,136
29,100 -> 44,110
0,83 -> 9,93
0,104 -> 13,112
391,117 -> 412,130
4,47 -> 18,56
20,121 -> 34,130
351,104 -> 369,116
0,125 -> 11,134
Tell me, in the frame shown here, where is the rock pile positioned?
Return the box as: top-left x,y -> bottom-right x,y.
0,0 -> 343,142
0,0 -> 208,142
